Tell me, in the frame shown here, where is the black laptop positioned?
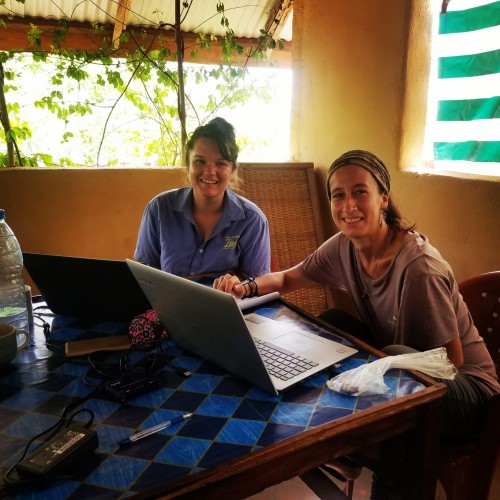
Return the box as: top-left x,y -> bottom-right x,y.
23,253 -> 151,321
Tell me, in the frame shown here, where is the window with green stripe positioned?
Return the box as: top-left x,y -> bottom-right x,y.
423,0 -> 500,177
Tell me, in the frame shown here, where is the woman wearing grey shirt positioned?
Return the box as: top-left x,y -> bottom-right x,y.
214,149 -> 499,499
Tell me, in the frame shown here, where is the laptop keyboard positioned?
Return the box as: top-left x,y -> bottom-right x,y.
254,338 -> 319,380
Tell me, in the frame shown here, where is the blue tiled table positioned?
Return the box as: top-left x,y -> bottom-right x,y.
0,299 -> 445,499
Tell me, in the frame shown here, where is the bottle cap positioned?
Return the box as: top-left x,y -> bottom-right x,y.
0,209 -> 5,220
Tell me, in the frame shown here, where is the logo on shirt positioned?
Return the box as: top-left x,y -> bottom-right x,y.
224,236 -> 240,249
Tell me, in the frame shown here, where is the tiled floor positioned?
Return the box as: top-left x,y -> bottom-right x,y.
247,468 -> 372,499
248,459 -> 500,499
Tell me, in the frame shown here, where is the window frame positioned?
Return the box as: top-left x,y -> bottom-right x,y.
400,0 -> 500,183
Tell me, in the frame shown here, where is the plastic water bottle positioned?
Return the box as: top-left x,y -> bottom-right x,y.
0,208 -> 29,347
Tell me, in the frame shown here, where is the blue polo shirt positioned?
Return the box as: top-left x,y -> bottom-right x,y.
134,187 -> 271,277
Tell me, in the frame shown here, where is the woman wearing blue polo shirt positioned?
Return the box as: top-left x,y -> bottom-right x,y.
134,117 -> 271,278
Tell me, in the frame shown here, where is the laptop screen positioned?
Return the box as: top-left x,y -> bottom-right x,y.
23,253 -> 151,321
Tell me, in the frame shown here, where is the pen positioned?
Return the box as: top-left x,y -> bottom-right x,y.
119,413 -> 193,447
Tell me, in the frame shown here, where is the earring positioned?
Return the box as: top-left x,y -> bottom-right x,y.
379,208 -> 387,227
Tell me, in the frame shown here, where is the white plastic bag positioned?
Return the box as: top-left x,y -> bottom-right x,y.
327,347 -> 457,396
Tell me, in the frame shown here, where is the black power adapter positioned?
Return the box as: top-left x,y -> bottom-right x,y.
17,425 -> 98,476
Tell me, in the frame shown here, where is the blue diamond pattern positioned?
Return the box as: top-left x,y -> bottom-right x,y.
197,394 -> 241,417
217,418 -> 266,445
0,298 -> 424,498
157,436 -> 212,466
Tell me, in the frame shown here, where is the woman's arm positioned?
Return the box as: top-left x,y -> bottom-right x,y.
443,336 -> 464,369
213,264 -> 315,298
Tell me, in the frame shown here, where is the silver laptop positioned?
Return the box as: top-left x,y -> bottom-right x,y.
126,260 -> 357,395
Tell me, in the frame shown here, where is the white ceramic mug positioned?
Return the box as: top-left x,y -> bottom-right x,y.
0,323 -> 19,366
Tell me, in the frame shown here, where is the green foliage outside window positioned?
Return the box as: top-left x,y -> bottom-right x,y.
0,0 -> 287,167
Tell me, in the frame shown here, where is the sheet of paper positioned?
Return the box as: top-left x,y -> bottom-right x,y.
235,292 -> 280,311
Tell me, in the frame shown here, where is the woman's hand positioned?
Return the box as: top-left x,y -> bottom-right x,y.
213,273 -> 246,298
214,266 -> 313,299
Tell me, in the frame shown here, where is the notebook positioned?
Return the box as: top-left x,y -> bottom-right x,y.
127,259 -> 357,394
23,253 -> 151,321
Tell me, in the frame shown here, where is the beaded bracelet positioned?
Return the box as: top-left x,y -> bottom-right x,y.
240,277 -> 259,299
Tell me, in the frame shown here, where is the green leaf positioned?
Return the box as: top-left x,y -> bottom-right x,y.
120,31 -> 131,43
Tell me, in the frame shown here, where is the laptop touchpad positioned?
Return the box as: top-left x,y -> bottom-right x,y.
274,331 -> 322,352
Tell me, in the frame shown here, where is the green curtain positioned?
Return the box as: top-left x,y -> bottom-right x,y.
434,1 -> 500,163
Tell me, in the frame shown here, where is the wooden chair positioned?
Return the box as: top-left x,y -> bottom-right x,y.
438,393 -> 500,500
239,162 -> 332,316
437,271 -> 500,500
458,271 -> 500,378
299,464 -> 355,499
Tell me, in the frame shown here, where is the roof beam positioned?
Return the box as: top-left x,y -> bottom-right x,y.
264,0 -> 293,58
112,0 -> 133,49
265,0 -> 293,39
0,18 -> 291,68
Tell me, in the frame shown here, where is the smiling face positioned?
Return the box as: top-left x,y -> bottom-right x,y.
187,137 -> 236,204
328,165 -> 388,241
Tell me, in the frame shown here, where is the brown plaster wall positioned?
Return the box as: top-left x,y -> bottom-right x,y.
0,167 -> 188,258
291,0 -> 500,281
0,167 -> 189,291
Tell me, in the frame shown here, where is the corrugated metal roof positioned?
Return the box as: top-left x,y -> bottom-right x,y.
0,0 -> 292,40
